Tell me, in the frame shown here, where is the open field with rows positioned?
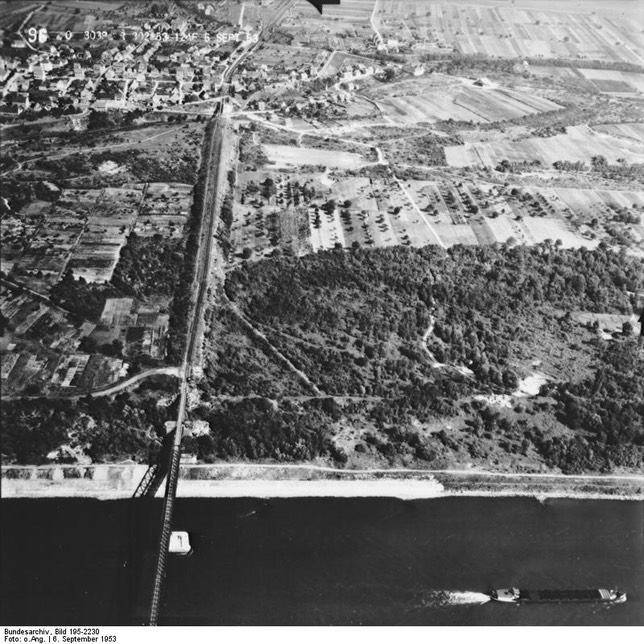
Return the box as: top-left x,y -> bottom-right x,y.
63,188 -> 140,283
294,0 -> 375,23
370,77 -> 562,125
445,124 -> 644,167
578,68 -> 644,94
593,123 -> 644,141
378,0 -> 644,65
529,66 -> 644,95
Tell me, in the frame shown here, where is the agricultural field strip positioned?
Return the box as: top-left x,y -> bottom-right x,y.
445,124 -> 644,167
578,69 -> 644,93
592,123 -> 644,142
375,84 -> 563,125
380,1 -> 643,64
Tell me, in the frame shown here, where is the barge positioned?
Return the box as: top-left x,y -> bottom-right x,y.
491,587 -> 626,604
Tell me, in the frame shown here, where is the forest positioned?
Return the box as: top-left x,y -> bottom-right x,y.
110,233 -> 185,298
1,382 -> 174,465
193,243 -> 644,472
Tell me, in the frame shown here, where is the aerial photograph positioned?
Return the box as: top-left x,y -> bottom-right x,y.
0,0 -> 643,630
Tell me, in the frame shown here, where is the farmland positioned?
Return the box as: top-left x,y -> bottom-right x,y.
0,115 -> 201,395
0,283 -> 126,397
529,65 -> 644,96
578,68 -> 644,94
368,76 -> 563,125
445,124 -> 644,167
134,183 -> 192,239
229,153 -> 644,259
295,0 -> 375,25
593,123 -> 644,141
377,0 -> 644,65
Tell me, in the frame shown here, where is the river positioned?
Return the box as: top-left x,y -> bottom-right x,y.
1,497 -> 642,626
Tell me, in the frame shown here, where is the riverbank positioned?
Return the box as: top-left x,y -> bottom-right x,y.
2,463 -> 643,500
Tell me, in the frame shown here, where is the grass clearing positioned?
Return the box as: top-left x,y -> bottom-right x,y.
263,145 -> 365,169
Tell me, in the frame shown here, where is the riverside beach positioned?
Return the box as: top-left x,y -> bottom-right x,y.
2,463 -> 643,500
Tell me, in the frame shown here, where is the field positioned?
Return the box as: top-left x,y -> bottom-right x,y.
0,284 -> 129,396
306,175 -> 444,251
5,178 -> 194,290
17,123 -> 203,190
405,180 -> 594,248
371,77 -> 562,125
593,123 -> 644,141
0,287 -> 90,351
229,171 -> 315,263
134,183 -> 192,238
528,65 -> 644,95
445,124 -> 644,167
378,0 -> 644,65
578,68 -> 644,94
231,168 -> 644,257
231,148 -> 644,259
11,204 -> 86,291
287,0 -> 377,47
93,297 -> 170,360
263,144 -> 366,169
294,0 -> 375,24
230,169 -> 445,263
64,188 -> 140,283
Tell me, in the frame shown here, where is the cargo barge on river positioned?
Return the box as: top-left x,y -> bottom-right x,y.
491,588 -> 626,604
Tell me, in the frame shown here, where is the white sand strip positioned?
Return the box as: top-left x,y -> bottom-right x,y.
174,479 -> 445,499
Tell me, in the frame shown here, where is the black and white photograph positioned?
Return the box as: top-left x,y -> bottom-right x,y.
0,0 -> 643,634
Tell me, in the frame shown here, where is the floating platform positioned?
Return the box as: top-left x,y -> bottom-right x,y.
169,531 -> 192,556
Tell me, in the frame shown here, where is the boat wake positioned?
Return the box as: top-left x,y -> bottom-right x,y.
418,590 -> 491,608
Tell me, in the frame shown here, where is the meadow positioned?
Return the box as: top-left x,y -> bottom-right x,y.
445,124 -> 644,167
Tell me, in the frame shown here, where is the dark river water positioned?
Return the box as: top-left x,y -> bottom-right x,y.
1,497 -> 642,626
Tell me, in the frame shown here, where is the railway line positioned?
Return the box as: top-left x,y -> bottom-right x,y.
145,1 -> 295,625
148,107 -> 225,626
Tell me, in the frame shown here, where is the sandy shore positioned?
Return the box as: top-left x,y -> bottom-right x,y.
2,464 -> 643,500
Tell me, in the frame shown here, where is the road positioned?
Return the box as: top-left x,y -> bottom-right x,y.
393,175 -> 447,249
154,462 -> 644,482
1,367 -> 181,402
